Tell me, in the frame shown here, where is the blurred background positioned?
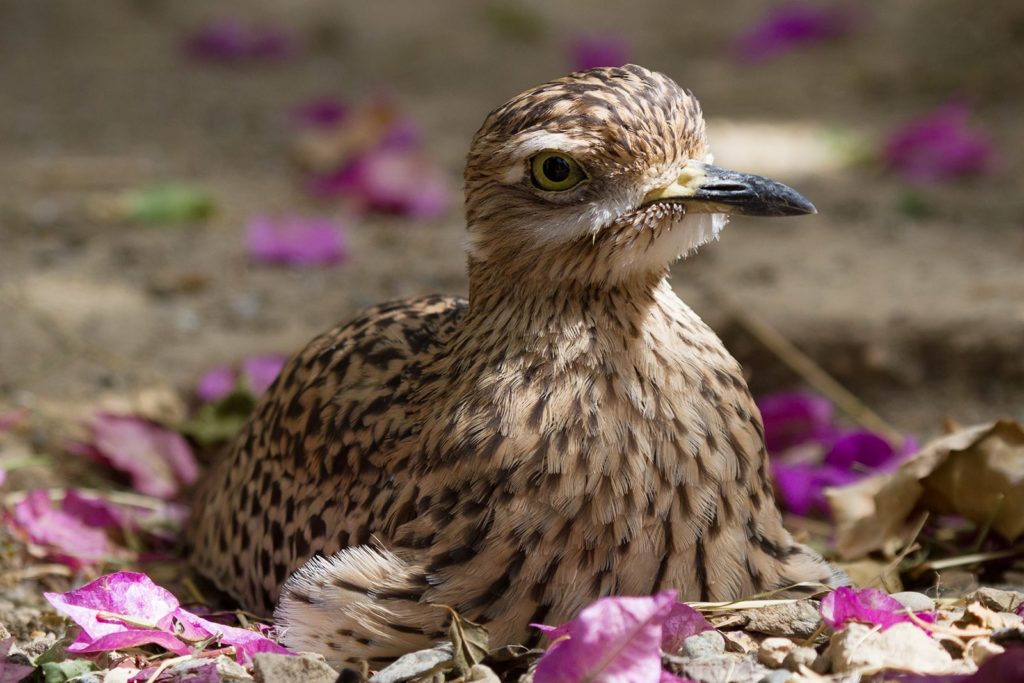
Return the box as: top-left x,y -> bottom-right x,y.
2,0 -> 1023,438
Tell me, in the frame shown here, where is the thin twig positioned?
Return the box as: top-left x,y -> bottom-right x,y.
701,285 -> 904,446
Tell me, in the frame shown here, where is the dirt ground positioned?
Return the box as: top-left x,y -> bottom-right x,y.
2,0 -> 1023,442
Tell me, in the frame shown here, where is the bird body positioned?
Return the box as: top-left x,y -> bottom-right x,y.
189,65 -> 838,668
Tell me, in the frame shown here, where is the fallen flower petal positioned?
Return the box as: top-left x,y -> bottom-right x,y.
884,103 -> 995,184
12,490 -> 115,566
241,355 -> 287,395
59,489 -> 127,529
758,391 -> 836,453
569,34 -> 630,71
661,602 -> 713,654
87,414 -> 198,500
535,590 -> 678,683
291,98 -> 349,129
246,215 -> 348,267
45,572 -> 180,646
733,2 -> 855,63
186,19 -> 295,63
174,609 -> 293,663
0,637 -> 36,683
45,572 -> 293,664
821,586 -> 933,631
196,366 -> 236,403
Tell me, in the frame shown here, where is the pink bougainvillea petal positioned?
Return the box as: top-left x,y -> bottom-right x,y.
534,590 -> 679,683
884,103 -> 995,183
196,366 -> 236,403
569,35 -> 630,71
173,609 -> 293,663
59,489 -> 127,529
186,19 -> 295,63
661,602 -> 713,654
13,490 -> 114,566
246,215 -> 348,267
241,355 -> 287,396
291,98 -> 349,129
733,2 -> 855,63
0,637 -> 37,683
45,572 -> 180,643
820,586 -> 934,632
71,629 -> 191,656
45,571 -> 293,663
758,391 -> 836,453
88,414 -> 198,500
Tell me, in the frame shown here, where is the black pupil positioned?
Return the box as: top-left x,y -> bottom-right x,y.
542,156 -> 571,183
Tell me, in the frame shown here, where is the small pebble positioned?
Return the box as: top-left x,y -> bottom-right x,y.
891,591 -> 934,612
682,630 -> 726,658
783,645 -> 817,671
758,637 -> 794,668
758,670 -> 792,683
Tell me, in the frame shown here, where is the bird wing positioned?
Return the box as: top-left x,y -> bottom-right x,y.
188,294 -> 467,613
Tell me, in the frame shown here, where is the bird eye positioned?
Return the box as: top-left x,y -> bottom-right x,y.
530,151 -> 587,191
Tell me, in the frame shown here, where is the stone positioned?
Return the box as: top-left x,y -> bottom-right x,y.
466,664 -> 500,681
743,601 -> 822,638
758,638 -> 795,668
252,653 -> 337,683
828,622 -> 964,675
890,591 -> 934,613
682,630 -> 726,659
782,645 -> 817,671
370,644 -> 453,683
758,671 -> 792,683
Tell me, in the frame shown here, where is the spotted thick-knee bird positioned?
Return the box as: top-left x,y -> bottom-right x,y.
189,64 -> 841,668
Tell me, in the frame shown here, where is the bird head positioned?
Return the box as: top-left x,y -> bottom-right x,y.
464,65 -> 814,285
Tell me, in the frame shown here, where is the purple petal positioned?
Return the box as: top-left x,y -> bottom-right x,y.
569,35 -> 631,71
89,414 -> 199,500
45,572 -> 181,643
70,629 -> 191,656
884,103 -> 995,183
196,366 -> 237,403
824,431 -> 900,471
820,587 -> 933,631
733,2 -> 855,63
290,98 -> 349,129
173,609 -> 293,663
534,590 -> 678,683
661,602 -> 713,654
0,409 -> 27,433
246,215 -> 348,267
60,490 -> 127,529
241,355 -> 287,395
13,490 -> 114,565
185,19 -> 295,63
757,391 -> 836,453
352,151 -> 451,219
0,637 -> 36,683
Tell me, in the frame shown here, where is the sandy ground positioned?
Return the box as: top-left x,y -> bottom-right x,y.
1,0 -> 1023,441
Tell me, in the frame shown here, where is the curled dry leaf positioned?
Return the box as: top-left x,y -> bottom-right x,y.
826,420 -> 1024,560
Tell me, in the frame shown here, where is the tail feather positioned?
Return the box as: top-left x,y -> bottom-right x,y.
274,546 -> 447,668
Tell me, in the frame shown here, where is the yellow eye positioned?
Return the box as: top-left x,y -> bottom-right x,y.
530,151 -> 587,191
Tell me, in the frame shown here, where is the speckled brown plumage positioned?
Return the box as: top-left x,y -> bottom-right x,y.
188,65 -> 840,668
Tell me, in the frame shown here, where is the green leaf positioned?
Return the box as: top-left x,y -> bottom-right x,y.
40,659 -> 96,683
120,184 -> 216,223
180,388 -> 257,446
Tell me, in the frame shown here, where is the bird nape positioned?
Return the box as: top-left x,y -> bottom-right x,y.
187,64 -> 842,668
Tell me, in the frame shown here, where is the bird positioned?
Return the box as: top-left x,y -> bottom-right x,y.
188,64 -> 841,669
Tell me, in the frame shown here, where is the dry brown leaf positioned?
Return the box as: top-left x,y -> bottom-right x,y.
826,420 -> 1024,560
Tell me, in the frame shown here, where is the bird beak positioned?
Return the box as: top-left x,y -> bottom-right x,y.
642,161 -> 816,217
